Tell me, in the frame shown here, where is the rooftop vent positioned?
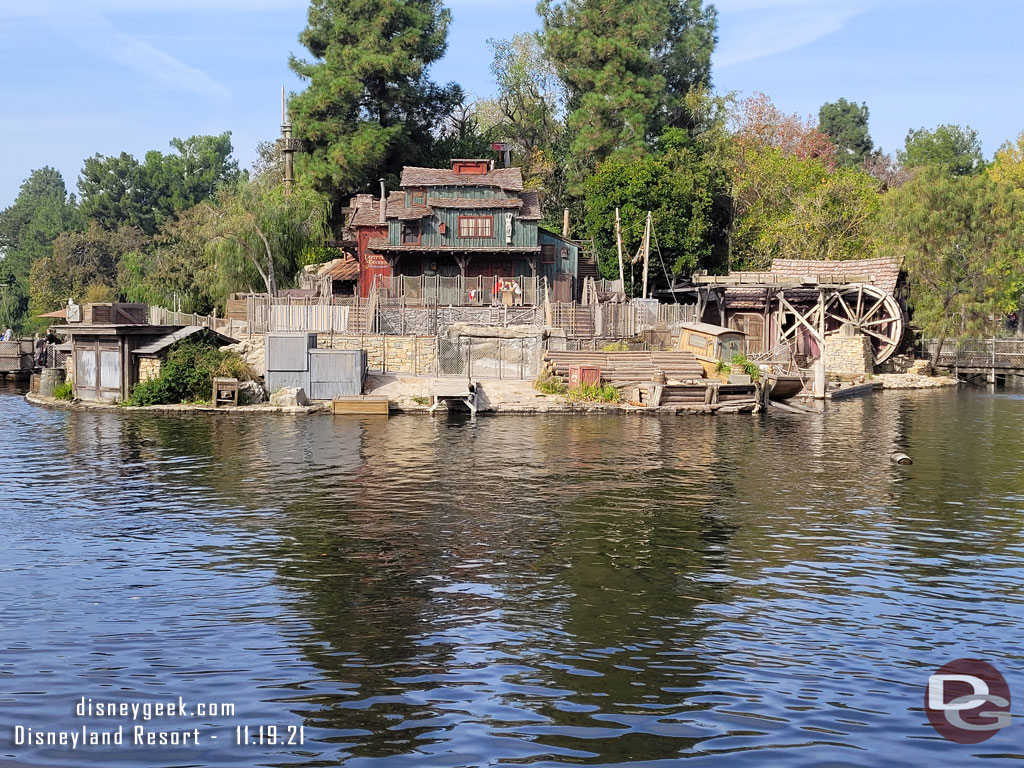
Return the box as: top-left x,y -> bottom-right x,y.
451,159 -> 492,175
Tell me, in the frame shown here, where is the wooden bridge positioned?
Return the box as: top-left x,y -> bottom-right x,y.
921,338 -> 1024,380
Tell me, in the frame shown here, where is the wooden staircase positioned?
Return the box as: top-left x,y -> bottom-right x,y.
577,250 -> 599,282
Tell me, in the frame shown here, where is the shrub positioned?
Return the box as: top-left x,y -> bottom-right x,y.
730,353 -> 763,381
567,382 -> 621,403
411,395 -> 430,405
53,380 -> 73,400
601,340 -> 630,352
127,340 -> 253,406
534,371 -> 568,395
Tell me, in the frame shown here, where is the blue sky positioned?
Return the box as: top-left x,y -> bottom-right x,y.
2,0 -> 1022,207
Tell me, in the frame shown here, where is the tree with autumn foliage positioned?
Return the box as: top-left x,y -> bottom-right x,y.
724,93 -> 883,269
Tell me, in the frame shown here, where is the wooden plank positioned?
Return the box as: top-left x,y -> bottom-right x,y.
332,396 -> 389,415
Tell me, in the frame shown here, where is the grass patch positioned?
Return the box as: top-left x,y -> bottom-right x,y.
730,353 -> 762,382
127,340 -> 253,406
601,340 -> 630,352
534,371 -> 568,395
566,382 -> 621,403
411,395 -> 430,405
53,380 -> 73,400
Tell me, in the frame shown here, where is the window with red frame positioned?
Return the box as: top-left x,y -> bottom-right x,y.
409,189 -> 426,206
458,216 -> 493,238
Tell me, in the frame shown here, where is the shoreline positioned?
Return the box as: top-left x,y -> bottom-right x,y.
23,371 -> 959,417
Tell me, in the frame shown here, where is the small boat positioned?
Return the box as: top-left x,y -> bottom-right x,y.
765,373 -> 803,401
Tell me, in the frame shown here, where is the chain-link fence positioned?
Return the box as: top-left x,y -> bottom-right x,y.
435,336 -> 540,379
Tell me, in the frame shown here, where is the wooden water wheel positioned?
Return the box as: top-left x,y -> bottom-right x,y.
822,284 -> 904,364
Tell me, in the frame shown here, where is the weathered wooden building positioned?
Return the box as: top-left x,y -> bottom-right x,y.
347,160 -> 578,298
53,304 -> 237,403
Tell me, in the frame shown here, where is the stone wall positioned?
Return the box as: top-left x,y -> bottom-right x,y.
138,358 -> 162,382
317,334 -> 436,375
823,333 -> 873,374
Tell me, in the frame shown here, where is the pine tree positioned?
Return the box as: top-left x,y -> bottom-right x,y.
288,0 -> 463,205
817,99 -> 873,168
539,0 -> 716,185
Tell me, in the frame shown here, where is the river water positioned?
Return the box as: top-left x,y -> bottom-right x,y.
0,385 -> 1022,767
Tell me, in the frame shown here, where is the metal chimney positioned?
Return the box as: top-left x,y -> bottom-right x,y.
379,178 -> 387,224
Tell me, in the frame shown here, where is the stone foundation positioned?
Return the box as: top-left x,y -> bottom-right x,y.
139,358 -> 162,382
317,334 -> 436,375
823,333 -> 873,374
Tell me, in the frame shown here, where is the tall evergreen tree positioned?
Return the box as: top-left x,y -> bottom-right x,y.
0,167 -> 79,328
818,98 -> 873,168
288,0 -> 463,206
539,0 -> 716,184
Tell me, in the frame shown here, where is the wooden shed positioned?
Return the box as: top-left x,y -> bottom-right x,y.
52,304 -> 238,403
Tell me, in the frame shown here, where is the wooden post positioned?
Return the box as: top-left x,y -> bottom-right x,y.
614,207 -> 625,288
562,208 -> 570,238
641,211 -> 651,300
813,288 -> 826,399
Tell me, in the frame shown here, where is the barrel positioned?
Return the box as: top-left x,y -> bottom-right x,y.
39,367 -> 66,398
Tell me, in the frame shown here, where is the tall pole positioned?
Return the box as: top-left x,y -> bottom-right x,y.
641,211 -> 652,300
277,86 -> 295,194
614,208 -> 625,288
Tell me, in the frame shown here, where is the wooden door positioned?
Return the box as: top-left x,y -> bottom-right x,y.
728,313 -> 765,354
74,341 -> 122,402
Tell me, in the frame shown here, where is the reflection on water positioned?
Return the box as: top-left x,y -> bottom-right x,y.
1,384 -> 1022,767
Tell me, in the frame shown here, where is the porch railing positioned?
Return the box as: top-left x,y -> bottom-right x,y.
374,275 -> 545,306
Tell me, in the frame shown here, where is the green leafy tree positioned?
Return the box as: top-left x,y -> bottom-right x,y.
0,167 -> 79,329
29,222 -> 148,317
882,167 -> 1022,362
583,131 -> 717,289
539,0 -> 716,186
658,0 -> 718,130
761,165 -> 881,261
118,206 -> 222,313
78,152 -> 155,232
79,134 -> 240,234
201,178 -> 331,297
899,124 -> 985,176
288,0 -> 462,206
144,133 -> 240,222
818,98 -> 873,168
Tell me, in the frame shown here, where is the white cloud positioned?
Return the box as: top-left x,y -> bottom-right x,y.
714,0 -> 883,67
1,2 -> 234,99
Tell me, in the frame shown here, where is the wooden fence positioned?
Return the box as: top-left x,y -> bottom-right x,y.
920,338 -> 1024,372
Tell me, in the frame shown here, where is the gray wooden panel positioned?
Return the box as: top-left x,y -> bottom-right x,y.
265,333 -> 316,372
266,370 -> 310,394
309,350 -> 366,398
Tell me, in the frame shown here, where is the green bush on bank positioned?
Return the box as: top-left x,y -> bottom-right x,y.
566,382 -> 621,403
53,380 -> 73,400
534,371 -> 569,395
127,340 -> 252,406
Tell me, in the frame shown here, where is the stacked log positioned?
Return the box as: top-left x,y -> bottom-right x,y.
542,350 -> 704,386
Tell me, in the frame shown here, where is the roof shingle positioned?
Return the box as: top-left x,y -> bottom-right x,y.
400,166 -> 524,191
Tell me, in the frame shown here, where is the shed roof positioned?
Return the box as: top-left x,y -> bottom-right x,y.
318,256 -> 360,282
132,326 -> 237,356
400,166 -> 524,191
770,257 -> 900,295
723,256 -> 902,310
680,322 -> 746,337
